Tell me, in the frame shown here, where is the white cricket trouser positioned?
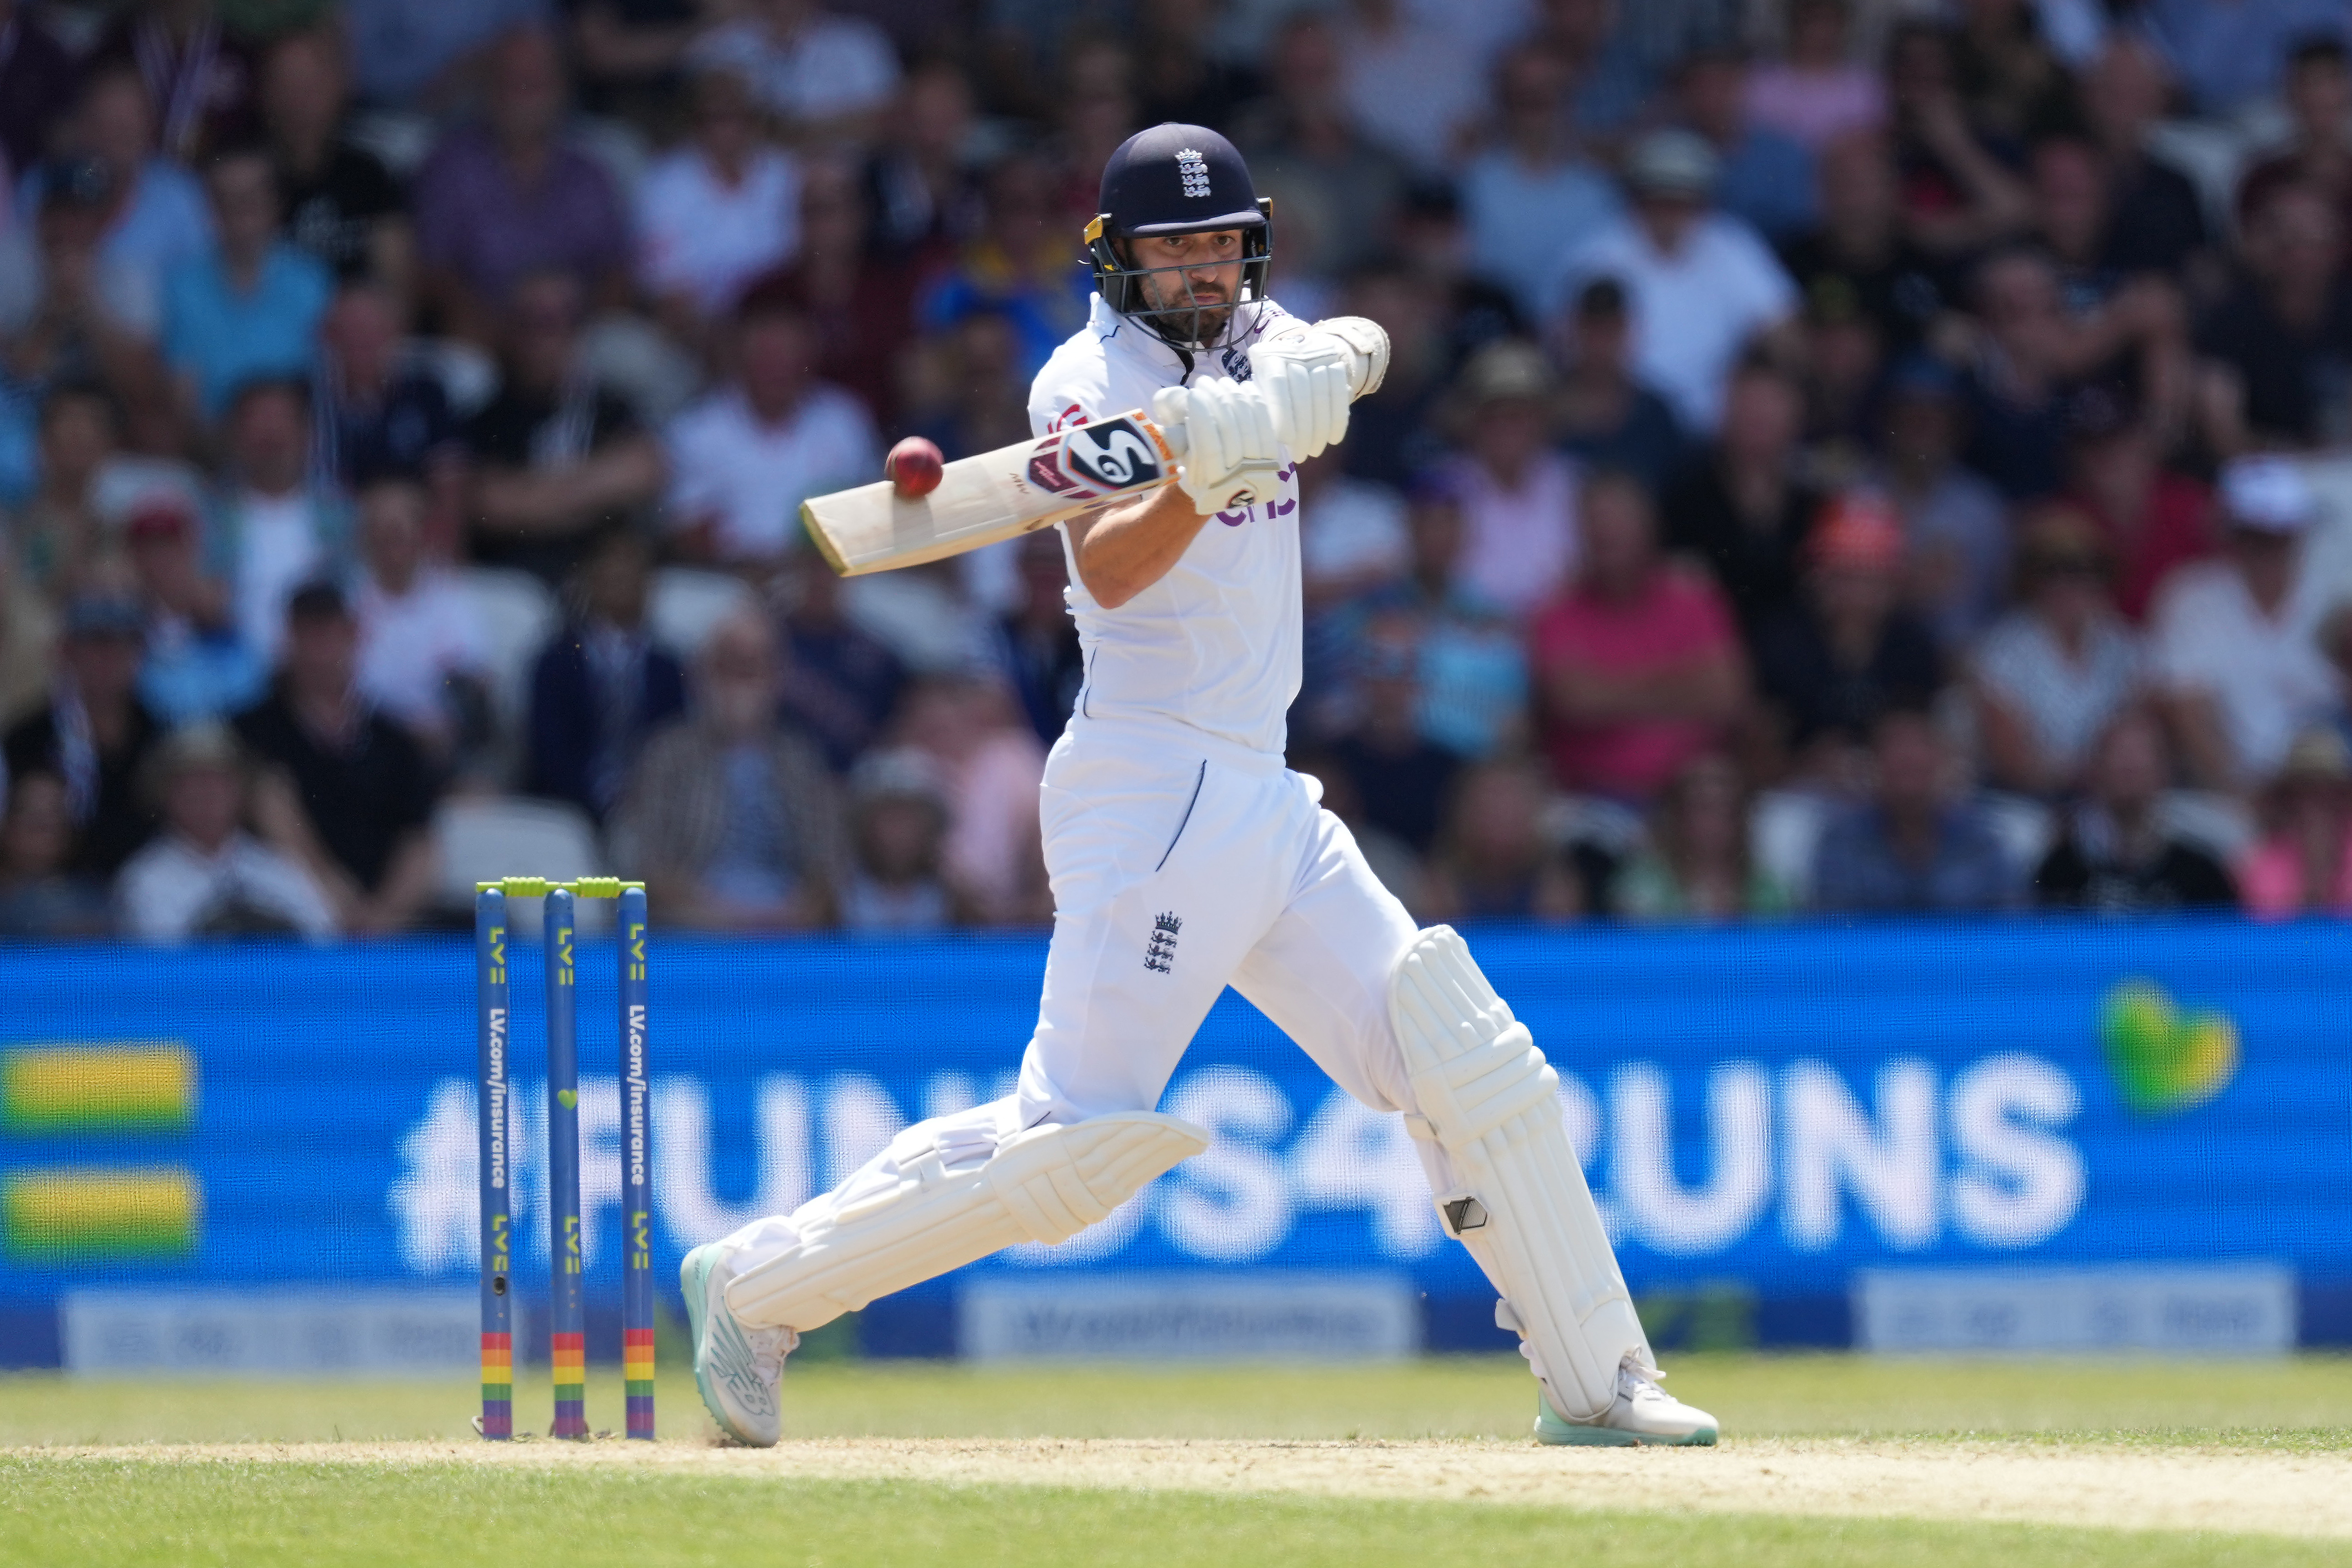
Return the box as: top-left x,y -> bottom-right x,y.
716,718 -> 1442,1267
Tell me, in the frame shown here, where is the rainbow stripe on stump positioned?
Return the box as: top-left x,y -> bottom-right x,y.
624,1327 -> 655,1439
551,1331 -> 587,1438
479,1332 -> 513,1437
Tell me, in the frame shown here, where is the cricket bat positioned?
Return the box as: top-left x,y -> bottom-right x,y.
800,317 -> 1388,576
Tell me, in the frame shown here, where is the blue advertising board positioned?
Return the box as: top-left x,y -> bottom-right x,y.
3,918 -> 2347,1361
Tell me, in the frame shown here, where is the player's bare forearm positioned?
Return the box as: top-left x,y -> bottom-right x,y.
1066,483 -> 1216,609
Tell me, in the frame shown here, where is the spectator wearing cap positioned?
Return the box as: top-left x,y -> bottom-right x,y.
464,270 -> 666,585
232,581 -> 440,934
1971,504 -> 2144,799
1754,494 -> 1944,780
261,30 -> 409,292
1612,752 -> 1795,921
207,377 -> 351,667
2237,728 -> 2352,918
122,493 -> 262,725
1674,47 -> 1817,244
160,143 -> 333,420
2151,458 -> 2340,793
526,524 -> 687,823
1532,470 -> 1745,803
611,609 -> 849,932
1458,45 -> 1621,323
1549,127 -> 1800,435
685,0 -> 902,143
1873,355 -> 2008,653
4,591 -> 163,876
0,158 -> 156,397
1662,355 -> 1822,634
0,769 -> 111,936
113,721 -> 337,942
1439,340 -> 1579,622
351,478 -> 491,766
1811,707 -> 2021,914
841,748 -> 983,932
2062,386 -> 2212,624
1744,0 -> 1886,153
1555,279 -> 1684,494
1773,130 -> 1950,360
412,26 -> 632,346
663,286 -> 878,572
2035,708 -> 2236,914
635,64 -> 803,341
0,0 -> 80,180
2195,181 -> 2352,456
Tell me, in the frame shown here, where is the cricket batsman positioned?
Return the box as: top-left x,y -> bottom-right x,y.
680,123 -> 1718,1450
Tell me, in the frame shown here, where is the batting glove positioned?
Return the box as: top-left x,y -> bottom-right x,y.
1247,337 -> 1352,461
1157,379 -> 1282,515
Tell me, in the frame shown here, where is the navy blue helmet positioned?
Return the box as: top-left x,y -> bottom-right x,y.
1085,123 -> 1274,351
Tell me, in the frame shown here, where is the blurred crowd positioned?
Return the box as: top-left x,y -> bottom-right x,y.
8,0 -> 2352,940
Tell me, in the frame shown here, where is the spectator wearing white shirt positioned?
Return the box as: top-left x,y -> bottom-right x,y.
351,478 -> 491,764
114,722 -> 337,942
687,0 -> 901,142
1971,504 -> 2143,799
664,286 -> 879,569
636,64 -> 801,338
2152,458 -> 2341,794
1550,128 -> 1800,434
1439,340 -> 1578,622
205,378 -> 351,669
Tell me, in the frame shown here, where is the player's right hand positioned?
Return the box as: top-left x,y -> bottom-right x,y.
1161,379 -> 1282,515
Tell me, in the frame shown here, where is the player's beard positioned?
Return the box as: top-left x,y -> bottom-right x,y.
1136,269 -> 1236,347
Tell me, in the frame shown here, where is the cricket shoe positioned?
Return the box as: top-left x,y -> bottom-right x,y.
1534,1356 -> 1718,1447
681,1241 -> 795,1447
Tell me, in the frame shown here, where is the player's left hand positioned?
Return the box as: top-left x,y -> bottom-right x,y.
1247,337 -> 1352,461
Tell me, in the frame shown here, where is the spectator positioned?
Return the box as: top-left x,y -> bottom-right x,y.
1754,493 -> 1944,779
1533,469 -> 1745,802
1949,0 -> 2071,145
761,158 -> 918,429
567,0 -> 708,126
1675,47 -> 1817,243
2152,458 -> 2339,794
5,591 -> 163,876
1745,0 -> 1886,152
894,673 -> 1047,925
2035,708 -> 2237,913
160,145 -> 333,420
1811,706 -> 2020,913
1419,756 -> 1585,923
114,721 -> 337,942
2195,182 -> 2352,456
1962,248 -> 2088,501
1336,0 -> 1484,174
413,26 -> 631,345
1550,128 -> 1800,434
2141,0 -> 2352,120
910,308 -> 1045,468
1874,356 -> 2009,653
1663,355 -> 1822,633
262,29 -> 410,291
1295,448 -> 1408,612
1333,262 -> 1450,490
0,769 -> 111,936
688,0 -> 903,142
865,59 -> 983,262
1774,130 -> 1950,357
1459,45 -> 1620,323
1440,340 -> 1579,621
2238,727 -> 2352,918
525,524 -> 686,823
464,270 -> 666,584
664,286 -> 878,570
209,377 -> 351,666
1554,278 -> 1684,493
1612,751 -> 1795,920
0,540 -> 53,724
916,151 -> 1092,382
1132,0 -> 1264,130
779,550 -> 907,774
2061,386 -> 2211,625
340,0 -> 547,112
315,280 -> 463,507
1228,13 -> 1409,292
57,68 -> 214,335
1329,618 -> 1464,856
840,747 -> 982,932
1881,22 -> 2032,260
611,609 -> 849,931
1971,504 -> 2144,798
0,0 -> 80,181
2241,38 -> 2352,239
122,495 -> 260,725
88,0 -> 259,164
351,478 -> 491,764
994,530 -> 1083,748
636,64 -> 802,335
10,384 -> 118,600
2078,37 -> 2210,282
0,158 -> 159,401
233,581 -> 440,933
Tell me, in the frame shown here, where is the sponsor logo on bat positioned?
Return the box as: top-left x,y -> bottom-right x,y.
1028,436 -> 1082,496
1059,418 -> 1164,493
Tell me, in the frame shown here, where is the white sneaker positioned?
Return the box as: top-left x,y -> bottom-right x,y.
680,1241 -> 795,1447
1533,1356 -> 1718,1447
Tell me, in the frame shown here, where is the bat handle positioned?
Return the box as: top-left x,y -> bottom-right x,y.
1151,386 -> 1192,459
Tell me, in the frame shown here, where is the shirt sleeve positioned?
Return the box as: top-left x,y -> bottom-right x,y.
1026,350 -> 1113,440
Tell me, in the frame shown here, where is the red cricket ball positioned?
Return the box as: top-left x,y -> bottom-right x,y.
886,436 -> 945,498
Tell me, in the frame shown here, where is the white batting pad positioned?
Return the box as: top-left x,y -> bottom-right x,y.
1390,926 -> 1649,1421
721,1112 -> 1210,1332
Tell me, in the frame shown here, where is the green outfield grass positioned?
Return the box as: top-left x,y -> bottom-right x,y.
5,1353 -> 2351,1447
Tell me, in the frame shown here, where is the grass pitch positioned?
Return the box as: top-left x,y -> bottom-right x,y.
5,1356 -> 2349,1567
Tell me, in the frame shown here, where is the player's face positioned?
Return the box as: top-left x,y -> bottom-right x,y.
1129,229 -> 1246,343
